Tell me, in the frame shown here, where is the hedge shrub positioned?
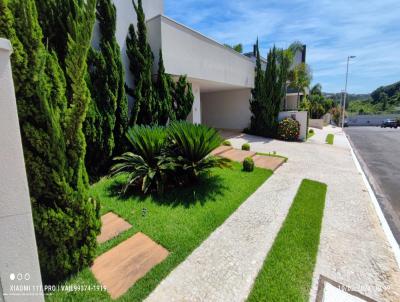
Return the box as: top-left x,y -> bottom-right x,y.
242,143 -> 250,151
277,118 -> 300,141
222,140 -> 232,146
243,157 -> 255,172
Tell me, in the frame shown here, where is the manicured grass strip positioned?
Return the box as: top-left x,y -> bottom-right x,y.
256,152 -> 288,163
325,134 -> 334,145
247,179 -> 327,302
46,163 -> 271,302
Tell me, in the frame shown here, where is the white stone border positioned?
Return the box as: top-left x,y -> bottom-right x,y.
346,134 -> 400,268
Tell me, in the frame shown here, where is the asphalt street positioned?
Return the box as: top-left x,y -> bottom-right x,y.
345,126 -> 400,243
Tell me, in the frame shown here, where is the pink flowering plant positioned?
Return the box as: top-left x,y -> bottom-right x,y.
277,118 -> 300,141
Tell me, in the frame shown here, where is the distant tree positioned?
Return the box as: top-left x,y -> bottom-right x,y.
288,41 -> 304,55
289,63 -> 312,107
380,92 -> 388,111
224,43 -> 243,53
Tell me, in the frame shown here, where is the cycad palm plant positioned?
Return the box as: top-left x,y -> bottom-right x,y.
167,121 -> 230,182
110,126 -> 175,195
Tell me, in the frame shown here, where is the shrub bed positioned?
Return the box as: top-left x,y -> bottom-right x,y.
111,122 -> 230,195
277,118 -> 300,141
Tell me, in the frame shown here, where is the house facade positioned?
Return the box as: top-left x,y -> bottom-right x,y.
93,0 -> 306,131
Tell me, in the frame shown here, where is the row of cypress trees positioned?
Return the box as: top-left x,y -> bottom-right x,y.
0,0 -> 195,283
126,0 -> 194,126
249,40 -> 293,137
0,0 -> 100,283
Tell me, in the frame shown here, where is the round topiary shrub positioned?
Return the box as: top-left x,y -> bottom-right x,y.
243,157 -> 254,172
277,118 -> 300,141
242,143 -> 250,151
222,140 -> 232,146
309,128 -> 314,134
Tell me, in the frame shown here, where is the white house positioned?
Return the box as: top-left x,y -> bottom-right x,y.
94,0 -> 306,132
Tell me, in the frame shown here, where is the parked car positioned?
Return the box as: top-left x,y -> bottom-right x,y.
381,119 -> 398,128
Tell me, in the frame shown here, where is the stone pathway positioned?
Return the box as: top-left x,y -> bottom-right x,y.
211,145 -> 285,171
97,212 -> 132,244
92,232 -> 169,299
145,161 -> 301,302
146,126 -> 400,302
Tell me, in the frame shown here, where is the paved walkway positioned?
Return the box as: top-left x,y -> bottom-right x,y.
146,126 -> 400,302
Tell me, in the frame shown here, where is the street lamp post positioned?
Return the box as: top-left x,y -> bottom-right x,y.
342,55 -> 356,128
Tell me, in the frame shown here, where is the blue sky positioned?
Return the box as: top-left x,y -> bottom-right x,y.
165,0 -> 400,94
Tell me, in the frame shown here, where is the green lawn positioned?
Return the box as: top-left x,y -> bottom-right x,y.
46,163 -> 271,301
325,134 -> 334,145
256,152 -> 288,163
247,179 -> 327,302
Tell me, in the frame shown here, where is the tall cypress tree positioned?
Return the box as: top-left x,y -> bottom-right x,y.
2,0 -> 100,283
126,0 -> 155,125
84,0 -> 128,177
249,39 -> 267,135
264,46 -> 281,136
155,49 -> 173,125
171,75 -> 194,121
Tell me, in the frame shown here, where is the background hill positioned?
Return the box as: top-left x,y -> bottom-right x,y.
323,81 -> 400,115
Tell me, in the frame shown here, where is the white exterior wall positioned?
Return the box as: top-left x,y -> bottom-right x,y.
347,114 -> 400,126
201,89 -> 252,130
186,83 -> 201,124
278,111 -> 308,140
285,94 -> 298,110
0,39 -> 44,302
147,16 -> 254,88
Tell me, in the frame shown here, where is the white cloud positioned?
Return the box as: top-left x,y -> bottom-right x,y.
165,0 -> 400,93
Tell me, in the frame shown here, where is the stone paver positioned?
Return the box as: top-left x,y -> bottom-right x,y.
219,149 -> 256,162
252,155 -> 285,171
92,232 -> 169,299
146,126 -> 400,302
97,212 -> 132,244
210,145 -> 232,156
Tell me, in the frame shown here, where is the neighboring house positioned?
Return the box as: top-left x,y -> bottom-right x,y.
93,0 -> 306,131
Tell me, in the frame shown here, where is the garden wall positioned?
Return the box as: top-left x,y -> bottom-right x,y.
278,111 -> 308,140
309,119 -> 324,129
0,39 -> 44,302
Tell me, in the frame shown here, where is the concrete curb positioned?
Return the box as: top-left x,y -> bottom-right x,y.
346,133 -> 400,268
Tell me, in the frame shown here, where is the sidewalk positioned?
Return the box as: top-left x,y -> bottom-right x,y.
146,127 -> 400,302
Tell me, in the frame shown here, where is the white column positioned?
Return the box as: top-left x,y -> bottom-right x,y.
0,38 -> 44,302
187,82 -> 201,124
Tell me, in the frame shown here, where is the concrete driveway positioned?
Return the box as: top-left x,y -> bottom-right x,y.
345,126 -> 400,243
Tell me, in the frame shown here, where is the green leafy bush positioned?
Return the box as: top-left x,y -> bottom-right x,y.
111,122 -> 230,194
222,140 -> 232,146
167,121 -> 230,182
277,118 -> 300,141
243,157 -> 255,172
110,126 -> 177,195
309,128 -> 314,134
242,143 -> 250,151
